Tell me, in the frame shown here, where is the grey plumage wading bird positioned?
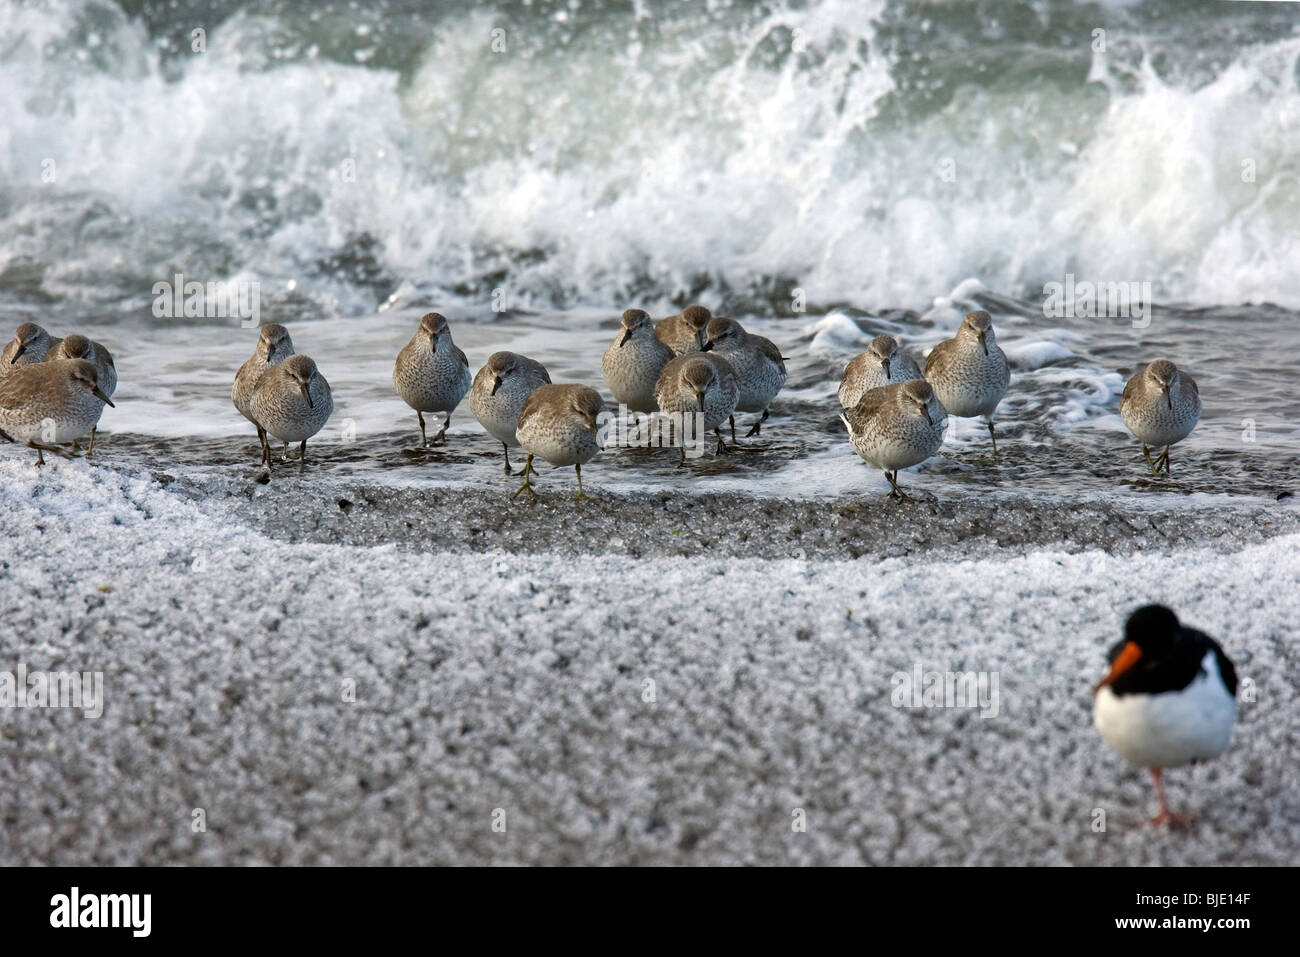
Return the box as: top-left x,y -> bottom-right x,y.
924,310 -> 1009,456
838,334 -> 922,409
512,383 -> 604,502
653,352 -> 739,462
840,379 -> 947,502
701,316 -> 787,442
1119,359 -> 1201,475
45,333 -> 117,455
394,312 -> 472,447
232,323 -> 296,464
653,304 -> 712,355
602,309 -> 673,413
469,351 -> 552,474
249,354 -> 334,474
0,358 -> 114,466
1,322 -> 61,378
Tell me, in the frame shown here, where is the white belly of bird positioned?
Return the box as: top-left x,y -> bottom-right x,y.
394,349 -> 471,413
1093,651 -> 1235,769
470,383 -> 531,447
603,341 -> 668,413
267,408 -> 332,442
933,377 -> 1003,417
856,428 -> 942,471
0,417 -> 43,442
518,424 -> 600,467
1121,392 -> 1201,447
718,347 -> 785,413
660,386 -> 736,433
47,411 -> 103,443
256,382 -> 333,443
0,395 -> 104,443
930,346 -> 1008,418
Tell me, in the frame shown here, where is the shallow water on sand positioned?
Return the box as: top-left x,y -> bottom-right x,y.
26,284 -> 1297,504
3,1 -> 1298,501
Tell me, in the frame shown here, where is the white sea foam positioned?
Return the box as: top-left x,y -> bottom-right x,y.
807,311 -> 872,356
1002,340 -> 1074,371
3,1 -> 1300,313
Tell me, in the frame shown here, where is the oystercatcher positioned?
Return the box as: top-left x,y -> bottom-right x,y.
1093,605 -> 1237,826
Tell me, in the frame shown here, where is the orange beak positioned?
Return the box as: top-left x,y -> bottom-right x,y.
1093,641 -> 1142,694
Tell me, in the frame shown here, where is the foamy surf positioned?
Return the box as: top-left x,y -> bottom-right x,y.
3,0 -> 1300,313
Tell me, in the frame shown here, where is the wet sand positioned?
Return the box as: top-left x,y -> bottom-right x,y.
69,425 -> 1300,561
178,475 -> 1300,560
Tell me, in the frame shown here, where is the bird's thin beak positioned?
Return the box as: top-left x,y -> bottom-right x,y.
921,405 -> 932,425
11,344 -> 25,363
300,382 -> 313,409
491,375 -> 503,396
619,329 -> 632,348
696,391 -> 706,411
880,358 -> 890,375
701,340 -> 714,352
94,387 -> 115,407
1093,641 -> 1142,694
978,330 -> 988,357
1164,383 -> 1172,410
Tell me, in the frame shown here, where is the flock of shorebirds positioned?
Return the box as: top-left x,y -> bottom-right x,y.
0,312 -> 1239,825
0,305 -> 1202,498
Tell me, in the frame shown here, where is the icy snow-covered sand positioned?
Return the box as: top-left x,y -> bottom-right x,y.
1,461 -> 1297,865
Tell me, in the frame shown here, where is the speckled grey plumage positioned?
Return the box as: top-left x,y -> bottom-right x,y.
924,310 -> 1010,454
1,322 -> 60,378
47,333 -> 117,398
603,309 -> 673,412
513,383 -> 604,499
841,379 -> 947,499
924,311 -> 1009,419
516,384 -> 603,466
701,317 -> 786,437
232,324 -> 296,424
43,335 -> 117,454
838,334 -> 922,408
1120,359 -> 1201,473
250,354 -> 333,473
469,351 -> 551,472
394,312 -> 472,445
653,304 -> 712,355
653,352 -> 739,441
0,358 -> 113,464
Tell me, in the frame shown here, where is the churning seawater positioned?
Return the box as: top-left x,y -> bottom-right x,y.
0,0 -> 1297,499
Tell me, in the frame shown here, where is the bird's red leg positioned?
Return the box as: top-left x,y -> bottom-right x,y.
1149,768 -> 1192,827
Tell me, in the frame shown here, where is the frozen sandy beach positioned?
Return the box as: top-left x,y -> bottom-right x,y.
2,455 -> 1298,866
4,0 -> 1300,871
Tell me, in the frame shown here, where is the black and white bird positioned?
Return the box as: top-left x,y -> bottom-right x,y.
1092,605 -> 1237,826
